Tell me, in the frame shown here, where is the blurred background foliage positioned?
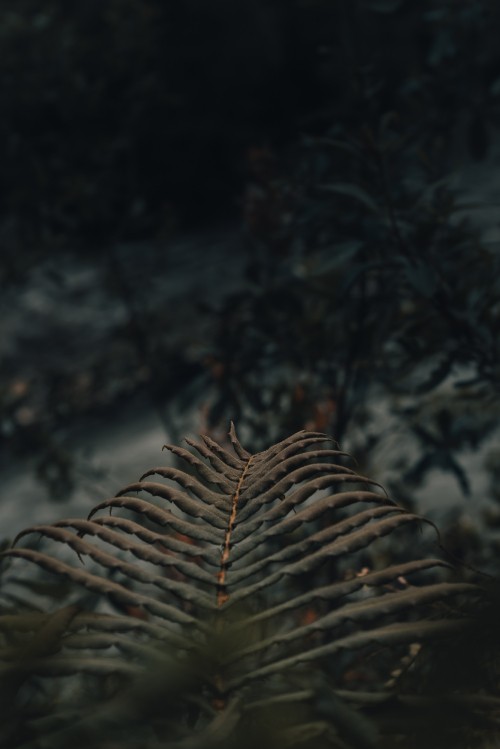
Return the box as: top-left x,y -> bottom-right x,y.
1,1 -> 500,562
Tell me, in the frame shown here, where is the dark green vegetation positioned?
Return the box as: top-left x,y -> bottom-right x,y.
1,426 -> 498,748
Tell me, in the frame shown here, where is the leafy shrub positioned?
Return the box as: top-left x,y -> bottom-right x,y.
202,113 -> 500,504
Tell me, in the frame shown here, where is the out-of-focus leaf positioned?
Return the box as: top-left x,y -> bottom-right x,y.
412,357 -> 454,395
412,174 -> 458,211
309,241 -> 364,277
320,183 -> 379,214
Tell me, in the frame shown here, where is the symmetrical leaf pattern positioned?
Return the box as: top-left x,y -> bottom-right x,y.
0,426 -> 481,748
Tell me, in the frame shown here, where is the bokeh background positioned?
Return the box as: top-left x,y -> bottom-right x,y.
1,0 -> 500,573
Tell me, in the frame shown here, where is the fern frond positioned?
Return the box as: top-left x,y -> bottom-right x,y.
0,427 -> 484,748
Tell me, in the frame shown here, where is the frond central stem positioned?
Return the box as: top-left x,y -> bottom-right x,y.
216,456 -> 253,607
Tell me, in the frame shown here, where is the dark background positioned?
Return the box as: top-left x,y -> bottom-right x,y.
1,0 -> 500,571
2,0 -> 499,250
